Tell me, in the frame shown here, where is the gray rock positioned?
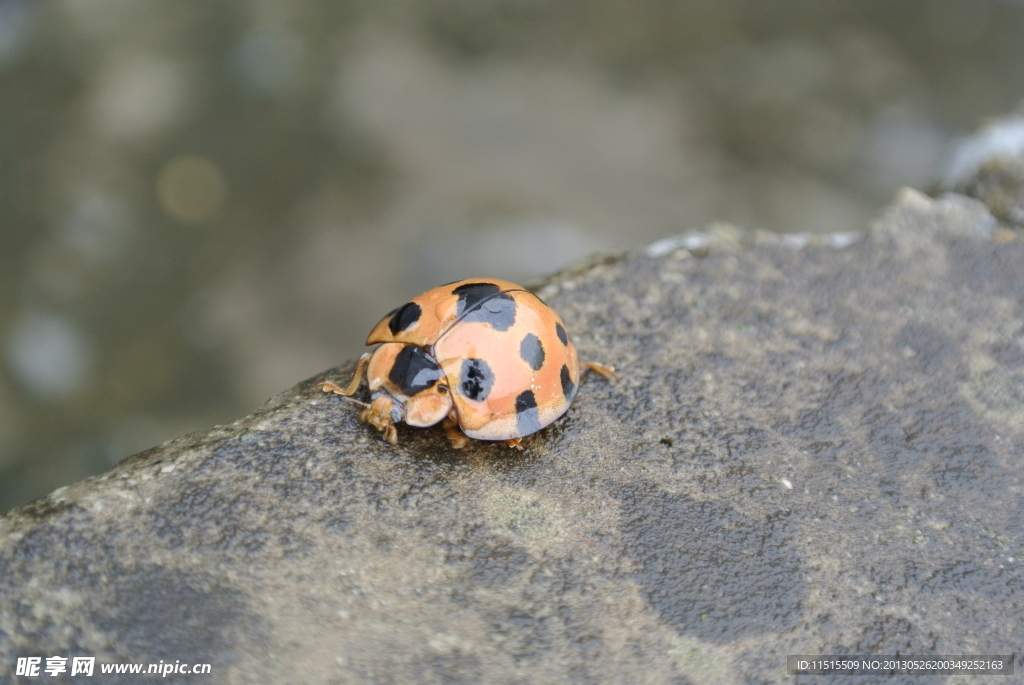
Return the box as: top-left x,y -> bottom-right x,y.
2,188 -> 1023,683
944,113 -> 1024,226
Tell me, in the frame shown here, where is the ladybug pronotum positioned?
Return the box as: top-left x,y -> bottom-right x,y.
318,278 -> 619,449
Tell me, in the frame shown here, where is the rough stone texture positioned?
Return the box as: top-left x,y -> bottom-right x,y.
955,154 -> 1024,227
2,188 -> 1024,684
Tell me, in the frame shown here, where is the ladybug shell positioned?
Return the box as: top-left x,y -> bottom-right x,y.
366,278 -> 524,346
436,288 -> 580,440
368,279 -> 581,441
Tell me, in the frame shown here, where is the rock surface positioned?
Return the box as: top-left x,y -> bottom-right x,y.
944,113 -> 1024,228
2,188 -> 1024,683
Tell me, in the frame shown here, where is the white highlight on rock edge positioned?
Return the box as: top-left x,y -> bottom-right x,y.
943,115 -> 1024,187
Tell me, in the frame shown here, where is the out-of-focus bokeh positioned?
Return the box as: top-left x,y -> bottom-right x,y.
1,0 -> 1022,512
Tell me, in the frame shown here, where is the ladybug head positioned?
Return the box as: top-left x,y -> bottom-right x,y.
366,343 -> 453,428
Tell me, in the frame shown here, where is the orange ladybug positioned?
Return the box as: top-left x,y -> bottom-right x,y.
318,279 -> 618,449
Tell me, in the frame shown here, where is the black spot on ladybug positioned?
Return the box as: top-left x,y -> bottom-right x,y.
453,282 -> 501,312
555,322 -> 568,346
560,364 -> 576,399
388,302 -> 422,335
388,345 -> 443,396
452,283 -> 517,332
460,358 -> 493,402
515,389 -> 537,411
515,389 -> 541,435
463,294 -> 516,331
519,333 -> 545,370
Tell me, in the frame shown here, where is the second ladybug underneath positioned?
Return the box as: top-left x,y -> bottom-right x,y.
318,278 -> 618,449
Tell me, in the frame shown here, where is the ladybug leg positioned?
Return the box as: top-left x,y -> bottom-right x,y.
442,413 -> 470,450
316,353 -> 371,396
581,360 -> 621,382
359,394 -> 400,445
506,438 -> 524,451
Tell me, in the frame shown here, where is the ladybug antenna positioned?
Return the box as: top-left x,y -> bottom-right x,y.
338,395 -> 370,408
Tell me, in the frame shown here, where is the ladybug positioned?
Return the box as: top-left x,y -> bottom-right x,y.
317,278 -> 619,449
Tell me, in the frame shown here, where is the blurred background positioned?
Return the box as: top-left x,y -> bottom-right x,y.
2,0 -> 1023,513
